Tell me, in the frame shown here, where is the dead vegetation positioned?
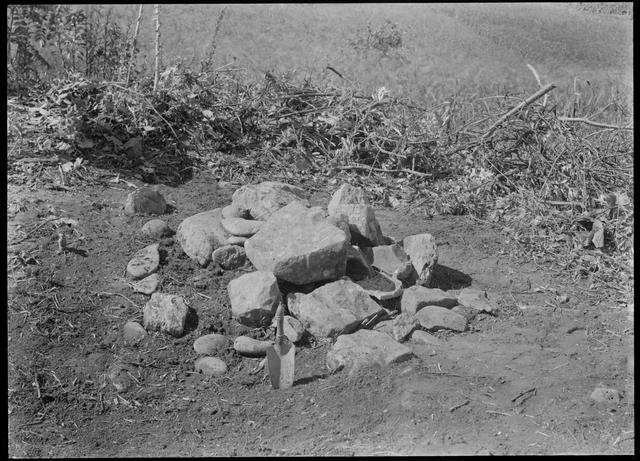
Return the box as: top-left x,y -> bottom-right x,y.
7,61 -> 634,301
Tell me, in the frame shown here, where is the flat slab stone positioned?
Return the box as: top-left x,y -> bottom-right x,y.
227,271 -> 281,327
195,357 -> 227,376
124,187 -> 167,216
245,202 -> 349,285
126,243 -> 160,280
130,273 -> 161,295
415,306 -> 468,332
288,279 -> 382,338
194,334 -> 229,355
143,293 -> 189,337
326,329 -> 414,374
401,285 -> 458,315
221,217 -> 264,237
231,181 -> 309,221
176,208 -> 229,266
457,287 -> 498,313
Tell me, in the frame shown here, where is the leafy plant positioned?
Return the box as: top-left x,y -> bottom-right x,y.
349,20 -> 403,56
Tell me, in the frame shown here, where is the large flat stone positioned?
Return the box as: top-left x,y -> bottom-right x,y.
326,329 -> 414,373
245,202 -> 349,285
287,279 -> 381,338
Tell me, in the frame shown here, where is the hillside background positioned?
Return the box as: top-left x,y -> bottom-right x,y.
83,3 -> 632,107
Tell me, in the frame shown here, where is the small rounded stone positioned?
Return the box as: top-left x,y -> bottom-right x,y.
194,357 -> 227,376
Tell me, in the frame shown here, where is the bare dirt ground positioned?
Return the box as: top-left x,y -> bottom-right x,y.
7,168 -> 634,456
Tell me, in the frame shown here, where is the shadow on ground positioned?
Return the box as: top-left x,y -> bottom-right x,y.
430,264 -> 472,291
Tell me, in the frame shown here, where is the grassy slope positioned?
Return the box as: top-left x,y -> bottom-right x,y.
109,3 -> 632,108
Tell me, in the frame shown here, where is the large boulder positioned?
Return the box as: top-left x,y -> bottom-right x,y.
231,181 -> 309,221
124,187 -> 167,216
326,329 -> 414,374
176,208 -> 229,266
227,271 -> 281,327
287,279 -> 381,338
403,233 -> 438,286
245,202 -> 349,285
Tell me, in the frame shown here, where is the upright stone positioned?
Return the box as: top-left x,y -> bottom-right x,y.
331,203 -> 385,246
227,271 -> 281,327
403,233 -> 438,285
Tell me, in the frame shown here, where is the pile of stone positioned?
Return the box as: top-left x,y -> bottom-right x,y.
122,182 -> 498,378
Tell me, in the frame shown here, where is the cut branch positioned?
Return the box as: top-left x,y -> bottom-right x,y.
481,84 -> 556,140
558,117 -> 633,131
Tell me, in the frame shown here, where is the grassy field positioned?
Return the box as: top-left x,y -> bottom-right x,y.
112,3 -> 632,115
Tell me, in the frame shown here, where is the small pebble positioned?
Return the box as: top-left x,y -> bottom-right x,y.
195,357 -> 227,376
